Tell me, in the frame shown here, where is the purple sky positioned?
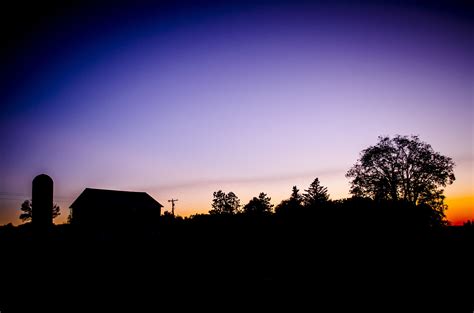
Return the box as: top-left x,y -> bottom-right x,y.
0,1 -> 472,224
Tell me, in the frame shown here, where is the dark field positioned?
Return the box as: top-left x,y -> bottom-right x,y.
1,216 -> 473,312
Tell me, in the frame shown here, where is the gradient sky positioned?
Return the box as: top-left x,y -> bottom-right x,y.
0,0 -> 472,225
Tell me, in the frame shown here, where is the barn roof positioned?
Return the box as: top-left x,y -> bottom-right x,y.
70,188 -> 163,209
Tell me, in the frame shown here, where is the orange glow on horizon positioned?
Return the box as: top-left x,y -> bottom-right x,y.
445,195 -> 474,225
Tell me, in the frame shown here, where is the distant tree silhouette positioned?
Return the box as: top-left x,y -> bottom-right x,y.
53,203 -> 61,221
275,186 -> 303,216
19,200 -> 32,222
19,199 -> 60,223
161,211 -> 175,223
243,192 -> 274,215
209,190 -> 241,215
162,211 -> 175,218
346,135 -> 455,206
160,211 -> 184,227
290,186 -> 303,204
303,178 -> 329,207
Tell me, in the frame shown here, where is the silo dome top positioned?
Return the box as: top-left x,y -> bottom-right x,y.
33,174 -> 53,184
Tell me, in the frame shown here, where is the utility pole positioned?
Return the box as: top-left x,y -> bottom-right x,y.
168,198 -> 178,217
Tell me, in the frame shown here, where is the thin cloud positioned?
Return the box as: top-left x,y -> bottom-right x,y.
141,168 -> 347,191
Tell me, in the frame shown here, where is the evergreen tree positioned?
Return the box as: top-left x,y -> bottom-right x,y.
303,178 -> 329,207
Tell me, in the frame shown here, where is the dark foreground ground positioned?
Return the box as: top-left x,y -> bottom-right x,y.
1,220 -> 473,312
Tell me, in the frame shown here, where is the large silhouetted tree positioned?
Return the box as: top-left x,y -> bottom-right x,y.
243,192 -> 274,215
19,199 -> 60,223
346,135 -> 455,221
209,190 -> 241,215
303,178 -> 329,207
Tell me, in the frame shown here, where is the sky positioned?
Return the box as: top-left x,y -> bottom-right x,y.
0,0 -> 472,225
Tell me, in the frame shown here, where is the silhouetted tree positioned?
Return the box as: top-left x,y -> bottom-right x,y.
19,200 -> 32,222
290,186 -> 303,205
275,186 -> 303,216
209,190 -> 241,215
53,203 -> 61,221
53,203 -> 61,220
303,178 -> 329,207
19,199 -> 61,222
243,192 -> 274,215
161,211 -> 176,220
346,135 -> 455,206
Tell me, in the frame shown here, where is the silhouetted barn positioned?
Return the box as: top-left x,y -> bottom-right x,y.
70,188 -> 162,231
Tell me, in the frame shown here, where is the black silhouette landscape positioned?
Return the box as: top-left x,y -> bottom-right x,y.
1,0 -> 473,312
1,136 -> 473,312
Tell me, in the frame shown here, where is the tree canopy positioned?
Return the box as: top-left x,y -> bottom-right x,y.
209,190 -> 241,215
243,192 -> 274,215
346,135 -> 455,213
275,186 -> 303,216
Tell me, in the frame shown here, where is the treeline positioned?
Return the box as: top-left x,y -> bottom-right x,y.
168,135 -> 458,231
162,176 -> 447,231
